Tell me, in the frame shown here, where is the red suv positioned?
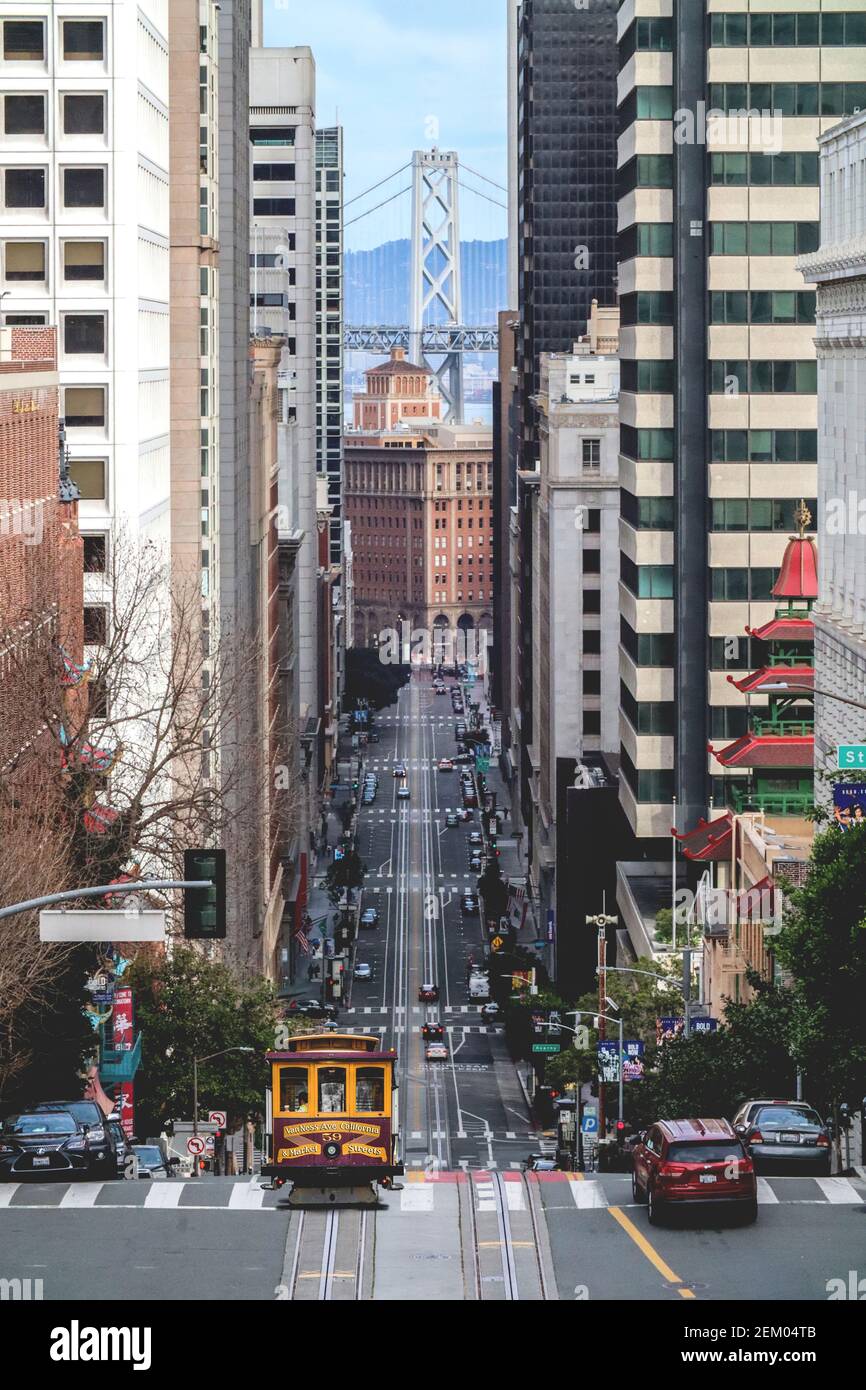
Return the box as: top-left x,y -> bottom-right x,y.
631,1118 -> 757,1225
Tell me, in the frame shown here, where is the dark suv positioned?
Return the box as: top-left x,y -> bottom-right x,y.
31,1100 -> 121,1179
732,1099 -> 831,1174
631,1118 -> 757,1225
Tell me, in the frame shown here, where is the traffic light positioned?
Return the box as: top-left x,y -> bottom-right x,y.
839,1103 -> 852,1131
616,1119 -> 626,1147
184,848 -> 226,939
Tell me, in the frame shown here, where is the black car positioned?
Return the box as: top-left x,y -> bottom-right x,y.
105,1114 -> 134,1178
30,1100 -> 119,1178
0,1111 -> 105,1181
290,998 -> 338,1019
732,1100 -> 832,1174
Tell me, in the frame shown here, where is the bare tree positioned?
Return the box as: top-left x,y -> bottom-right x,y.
0,530 -> 299,1086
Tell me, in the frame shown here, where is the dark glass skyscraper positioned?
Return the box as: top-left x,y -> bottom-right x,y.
516,0 -> 619,465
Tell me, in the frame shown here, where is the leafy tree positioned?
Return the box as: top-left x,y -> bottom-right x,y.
344,648 -> 409,712
477,857 -> 508,918
775,823 -> 866,1107
125,945 -> 281,1136
323,846 -> 367,906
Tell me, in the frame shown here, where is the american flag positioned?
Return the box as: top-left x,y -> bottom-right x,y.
294,929 -> 312,955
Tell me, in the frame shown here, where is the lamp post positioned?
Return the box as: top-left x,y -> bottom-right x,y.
191,1047 -> 254,1177
586,912 -> 617,1134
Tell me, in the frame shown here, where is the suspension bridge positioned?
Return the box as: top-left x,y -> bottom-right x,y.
343,148 -> 505,421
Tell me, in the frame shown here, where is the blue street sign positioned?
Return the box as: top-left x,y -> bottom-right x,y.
581,1112 -> 598,1135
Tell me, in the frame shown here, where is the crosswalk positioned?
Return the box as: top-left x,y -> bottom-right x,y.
1,1172 -> 862,1212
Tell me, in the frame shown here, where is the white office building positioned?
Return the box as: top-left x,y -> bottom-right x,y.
0,2 -> 170,554
799,110 -> 866,780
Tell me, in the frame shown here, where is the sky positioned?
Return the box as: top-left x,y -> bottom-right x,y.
264,0 -> 508,250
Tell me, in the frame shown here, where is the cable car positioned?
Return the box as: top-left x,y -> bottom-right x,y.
262,1034 -> 403,1206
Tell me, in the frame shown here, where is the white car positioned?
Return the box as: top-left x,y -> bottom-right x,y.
438,758 -> 454,771
354,962 -> 372,981
397,785 -> 410,800
426,1042 -> 448,1061
481,1002 -> 500,1020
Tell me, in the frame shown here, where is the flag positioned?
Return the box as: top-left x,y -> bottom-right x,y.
294,930 -> 311,955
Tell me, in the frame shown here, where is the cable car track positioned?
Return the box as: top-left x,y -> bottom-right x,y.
468,1171 -> 550,1301
285,1208 -> 373,1301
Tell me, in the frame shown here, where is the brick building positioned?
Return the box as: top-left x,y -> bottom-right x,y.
344,352 -> 494,651
0,326 -> 83,767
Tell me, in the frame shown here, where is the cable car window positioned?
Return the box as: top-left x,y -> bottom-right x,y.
318,1067 -> 346,1113
279,1067 -> 309,1113
356,1067 -> 385,1113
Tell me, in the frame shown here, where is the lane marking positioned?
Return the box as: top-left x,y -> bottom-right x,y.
756,1178 -> 779,1204
567,1177 -> 608,1209
228,1182 -> 265,1210
816,1176 -> 862,1204
59,1182 -> 103,1208
607,1206 -> 696,1300
144,1182 -> 184,1209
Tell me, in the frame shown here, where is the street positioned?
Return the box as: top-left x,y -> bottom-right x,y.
2,671 -> 865,1303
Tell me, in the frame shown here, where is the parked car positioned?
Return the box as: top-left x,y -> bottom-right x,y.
353,962 -> 372,981
469,854 -> 483,872
631,1118 -> 757,1225
458,807 -> 473,822
0,1110 -> 109,1181
523,1153 -> 557,1172
131,1144 -> 176,1179
361,790 -> 376,805
360,907 -> 379,928
418,982 -> 440,1002
445,812 -> 459,828
105,1114 -> 134,1177
732,1100 -> 831,1174
30,1100 -> 120,1178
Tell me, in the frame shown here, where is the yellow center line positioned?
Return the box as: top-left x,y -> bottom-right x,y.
607,1206 -> 697,1300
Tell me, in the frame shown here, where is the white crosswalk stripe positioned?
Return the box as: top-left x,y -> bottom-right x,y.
59,1182 -> 103,1208
227,1182 -> 266,1210
757,1178 -> 779,1204
567,1178 -> 609,1209
144,1182 -> 185,1209
816,1176 -> 862,1204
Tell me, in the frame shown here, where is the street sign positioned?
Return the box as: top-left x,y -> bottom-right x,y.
581,1112 -> 599,1135
531,1042 -> 560,1054
39,910 -> 166,943
490,936 -> 504,952
186,1136 -> 205,1156
209,1111 -> 226,1129
837,745 -> 866,770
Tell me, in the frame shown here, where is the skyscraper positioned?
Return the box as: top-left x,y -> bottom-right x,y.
315,127 -> 344,567
615,1 -> 861,856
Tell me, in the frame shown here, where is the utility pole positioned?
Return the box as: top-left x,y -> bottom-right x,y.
586,910 -> 618,1138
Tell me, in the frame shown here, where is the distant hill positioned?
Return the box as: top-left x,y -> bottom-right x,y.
344,238 -> 507,327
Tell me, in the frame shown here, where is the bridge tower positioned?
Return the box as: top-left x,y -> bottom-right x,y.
409,149 -> 464,422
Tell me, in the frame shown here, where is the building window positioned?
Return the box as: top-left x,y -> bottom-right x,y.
63,167 -> 105,209
583,590 -> 601,615
63,240 -> 105,282
68,458 -> 106,500
253,197 -> 296,217
63,93 -> 105,135
583,671 -> 601,696
3,241 -> 45,282
3,19 -> 45,60
581,438 -> 601,473
4,93 -> 45,135
583,631 -> 601,655
64,386 -> 105,428
584,711 -> 601,736
83,605 -> 108,644
249,127 -> 296,146
4,167 -> 46,209
253,162 -> 296,181
582,550 -> 601,575
62,20 -> 105,62
82,534 -> 107,572
63,314 -> 105,356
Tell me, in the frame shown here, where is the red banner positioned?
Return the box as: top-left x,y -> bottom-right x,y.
117,1082 -> 134,1139
112,987 -> 134,1051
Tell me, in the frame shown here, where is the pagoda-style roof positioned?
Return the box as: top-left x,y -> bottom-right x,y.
773,536 -> 818,600
746,616 -> 813,643
710,734 -> 815,769
672,811 -> 733,861
727,665 -> 814,695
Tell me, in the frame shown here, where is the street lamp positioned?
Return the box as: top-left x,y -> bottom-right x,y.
760,680 -> 866,713
191,1046 -> 254,1177
543,1010 -> 624,1168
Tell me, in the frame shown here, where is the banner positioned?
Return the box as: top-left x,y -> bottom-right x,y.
112,987 -> 134,1051
833,782 -> 866,829
117,1082 -> 134,1139
597,1041 -> 621,1082
622,1040 -> 645,1081
507,885 -> 527,934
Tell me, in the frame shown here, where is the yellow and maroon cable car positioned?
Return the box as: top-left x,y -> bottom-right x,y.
262,1034 -> 403,1205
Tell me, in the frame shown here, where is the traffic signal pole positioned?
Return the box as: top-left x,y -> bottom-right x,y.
0,880 -> 213,922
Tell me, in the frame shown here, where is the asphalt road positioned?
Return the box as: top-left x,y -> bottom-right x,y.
4,671 -> 865,1306
348,669 -> 536,1173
